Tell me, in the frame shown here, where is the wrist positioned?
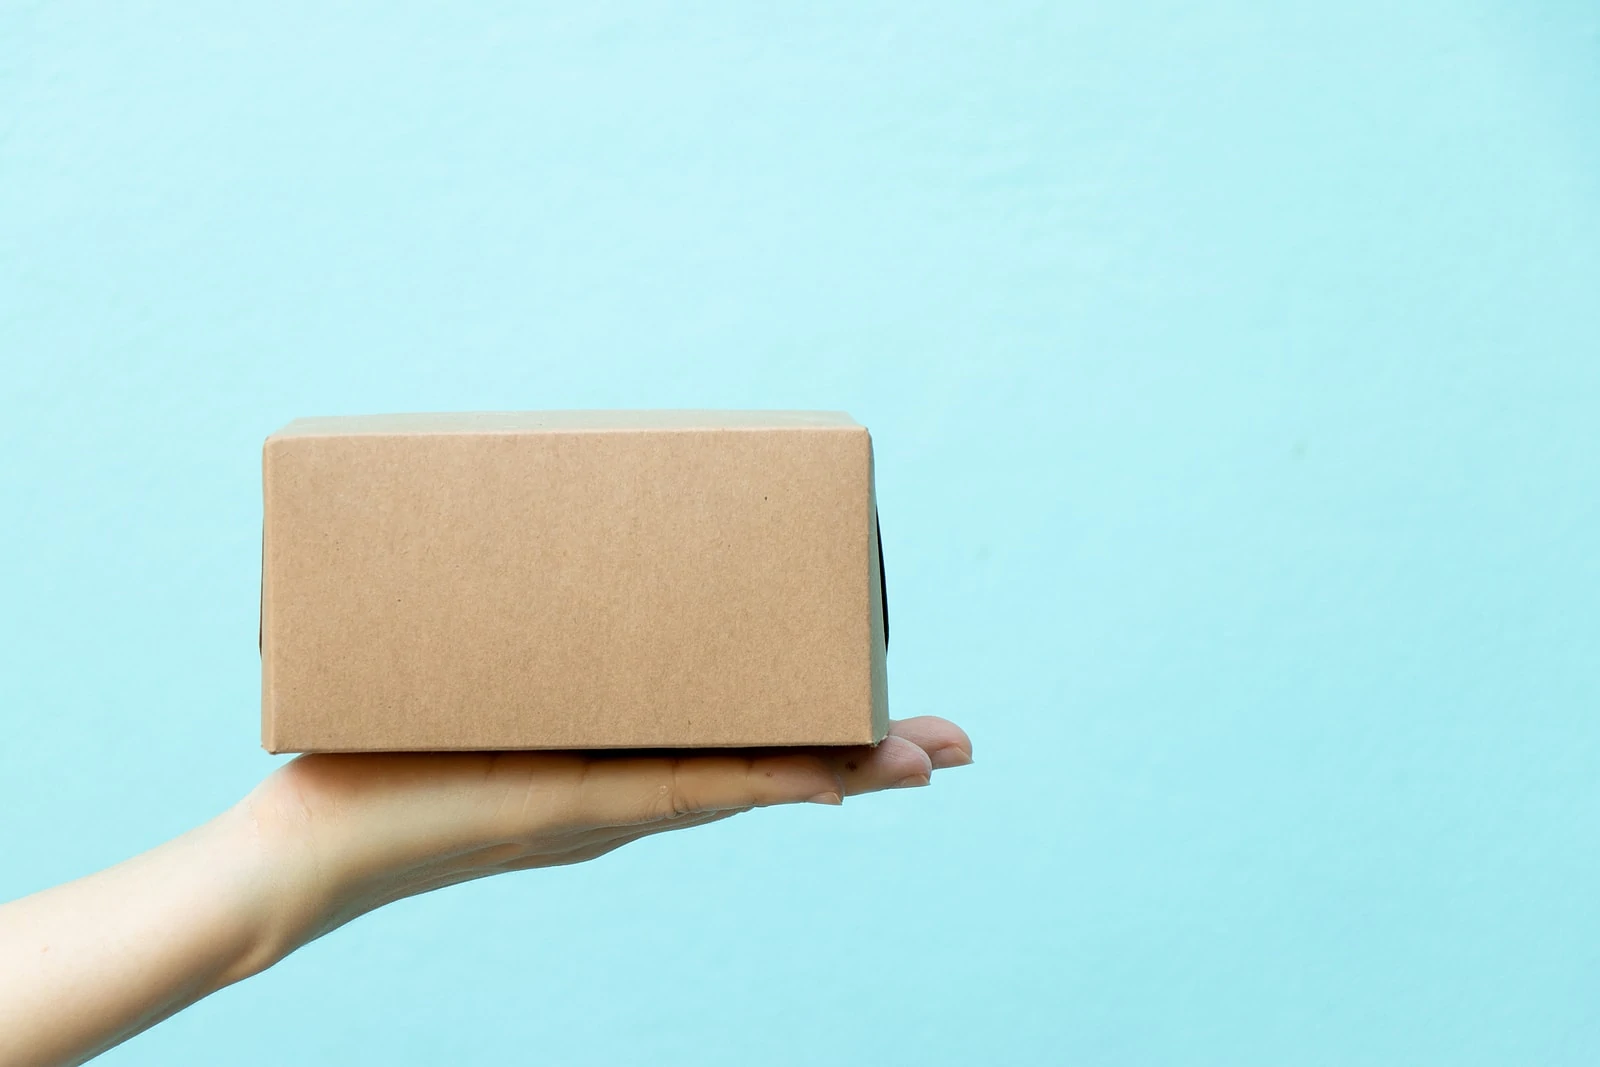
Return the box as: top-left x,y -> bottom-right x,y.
213,792 -> 336,984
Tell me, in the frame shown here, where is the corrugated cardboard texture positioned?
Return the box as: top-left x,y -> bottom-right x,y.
261,411 -> 888,752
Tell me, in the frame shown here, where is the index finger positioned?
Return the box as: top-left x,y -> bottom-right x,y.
568,752 -> 845,828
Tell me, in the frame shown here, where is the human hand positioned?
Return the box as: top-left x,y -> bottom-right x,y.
240,717 -> 973,967
0,718 -> 969,1065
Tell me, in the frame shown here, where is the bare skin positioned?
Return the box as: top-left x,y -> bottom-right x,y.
0,716 -> 971,1067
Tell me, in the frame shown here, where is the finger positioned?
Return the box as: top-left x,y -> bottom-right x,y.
824,735 -> 934,796
508,809 -> 751,871
573,753 -> 843,828
540,838 -> 632,869
612,805 -> 747,841
888,716 -> 974,769
557,807 -> 748,857
558,810 -> 742,866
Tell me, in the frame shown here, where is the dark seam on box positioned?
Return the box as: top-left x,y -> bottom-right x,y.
877,513 -> 888,649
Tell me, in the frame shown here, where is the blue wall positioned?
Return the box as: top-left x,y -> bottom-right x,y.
2,3 -> 1598,1063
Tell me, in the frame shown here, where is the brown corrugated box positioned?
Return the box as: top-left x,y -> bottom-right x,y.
260,411 -> 888,752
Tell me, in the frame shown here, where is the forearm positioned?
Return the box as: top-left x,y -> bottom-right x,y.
0,805 -> 306,1067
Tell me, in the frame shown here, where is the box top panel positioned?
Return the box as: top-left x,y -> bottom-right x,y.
270,410 -> 862,438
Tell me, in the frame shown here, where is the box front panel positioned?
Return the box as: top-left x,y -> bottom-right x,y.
263,426 -> 873,750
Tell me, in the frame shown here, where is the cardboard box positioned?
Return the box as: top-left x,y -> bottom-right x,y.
261,411 -> 888,752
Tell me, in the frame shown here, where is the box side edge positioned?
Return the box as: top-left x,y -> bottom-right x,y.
866,430 -> 890,743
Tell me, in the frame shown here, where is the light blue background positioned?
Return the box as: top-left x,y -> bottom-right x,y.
3,2 -> 1598,1063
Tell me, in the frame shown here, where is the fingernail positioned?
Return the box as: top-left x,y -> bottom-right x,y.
808,792 -> 843,805
891,774 -> 931,789
930,747 -> 973,770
